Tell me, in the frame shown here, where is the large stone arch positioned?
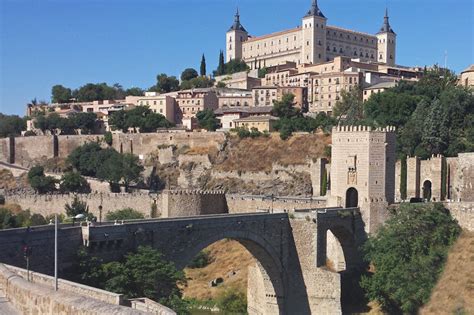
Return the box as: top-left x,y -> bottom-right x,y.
163,230 -> 287,314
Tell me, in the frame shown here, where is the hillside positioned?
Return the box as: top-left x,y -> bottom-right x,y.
421,231 -> 474,315
214,132 -> 330,172
182,240 -> 254,301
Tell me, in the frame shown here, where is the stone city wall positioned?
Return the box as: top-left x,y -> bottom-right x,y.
0,132 -> 227,167
4,191 -> 229,220
445,202 -> 474,232
226,194 -> 327,214
5,193 -> 160,219
0,264 -> 148,314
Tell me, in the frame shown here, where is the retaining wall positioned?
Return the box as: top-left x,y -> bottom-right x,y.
0,264 -> 148,314
445,202 -> 474,232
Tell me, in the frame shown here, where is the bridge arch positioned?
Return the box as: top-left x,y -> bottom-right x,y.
168,229 -> 286,314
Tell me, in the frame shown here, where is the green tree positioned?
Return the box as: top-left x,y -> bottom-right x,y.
104,131 -> 113,146
196,109 -> 219,131
272,93 -> 299,118
28,166 -> 57,194
223,58 -> 249,75
60,172 -> 91,193
102,246 -> 187,309
105,208 -> 144,221
125,87 -> 144,96
51,85 -> 72,103
70,112 -> 97,134
258,67 -> 268,78
180,76 -> 214,90
200,54 -> 206,76
64,196 -> 89,218
0,114 -> 26,137
216,50 -> 225,76
149,74 -> 180,93
333,87 -> 364,124
361,203 -> 460,314
181,68 -> 199,82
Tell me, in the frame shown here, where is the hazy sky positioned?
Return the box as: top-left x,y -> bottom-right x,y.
1,0 -> 473,116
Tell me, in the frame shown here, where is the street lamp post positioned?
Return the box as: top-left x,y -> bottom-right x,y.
54,214 -> 58,291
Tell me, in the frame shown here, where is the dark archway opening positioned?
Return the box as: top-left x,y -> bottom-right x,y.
345,187 -> 359,208
423,180 -> 432,201
178,235 -> 287,315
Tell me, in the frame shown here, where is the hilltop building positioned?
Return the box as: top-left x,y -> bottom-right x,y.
226,0 -> 397,69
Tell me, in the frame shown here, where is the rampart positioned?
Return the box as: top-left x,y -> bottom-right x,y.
4,190 -> 228,219
0,133 -> 227,167
0,264 -> 151,314
445,202 -> 474,232
226,194 -> 327,213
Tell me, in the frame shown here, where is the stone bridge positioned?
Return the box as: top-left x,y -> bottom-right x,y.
0,210 -> 366,314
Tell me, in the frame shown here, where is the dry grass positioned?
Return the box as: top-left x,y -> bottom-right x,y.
421,231 -> 474,315
182,239 -> 254,301
215,132 -> 330,172
0,169 -> 16,190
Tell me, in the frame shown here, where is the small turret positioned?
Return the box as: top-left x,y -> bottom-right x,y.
305,0 -> 325,18
377,8 -> 395,35
228,8 -> 247,32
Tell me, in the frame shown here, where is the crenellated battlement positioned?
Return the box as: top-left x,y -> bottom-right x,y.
332,125 -> 396,133
164,189 -> 226,196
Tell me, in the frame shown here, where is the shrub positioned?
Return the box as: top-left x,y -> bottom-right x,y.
106,208 -> 144,221
0,195 -> 5,205
361,203 -> 461,314
60,172 -> 91,193
24,130 -> 36,137
104,131 -> 113,146
28,166 -> 57,194
65,196 -> 90,218
188,250 -> 212,269
216,289 -> 247,313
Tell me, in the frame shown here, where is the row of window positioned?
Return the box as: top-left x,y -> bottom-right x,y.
139,100 -> 164,106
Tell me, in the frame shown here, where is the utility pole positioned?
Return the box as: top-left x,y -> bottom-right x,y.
54,214 -> 58,291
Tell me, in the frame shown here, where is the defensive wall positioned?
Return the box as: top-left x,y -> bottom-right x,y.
0,133 -> 227,167
4,190 -> 227,219
395,153 -> 474,203
226,194 -> 327,213
0,263 -> 168,314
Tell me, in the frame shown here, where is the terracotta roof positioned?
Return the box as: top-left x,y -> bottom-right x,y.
326,25 -> 376,39
234,115 -> 279,122
215,106 -> 273,115
462,65 -> 474,73
246,27 -> 300,43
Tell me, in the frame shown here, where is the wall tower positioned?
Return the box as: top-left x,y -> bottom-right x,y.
301,0 -> 327,64
226,8 -> 248,62
328,126 -> 397,233
376,9 -> 397,66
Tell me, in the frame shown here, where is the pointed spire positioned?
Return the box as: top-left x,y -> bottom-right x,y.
228,7 -> 247,32
378,7 -> 395,34
305,0 -> 325,18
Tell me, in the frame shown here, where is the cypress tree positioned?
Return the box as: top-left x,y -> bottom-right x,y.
400,156 -> 407,200
200,54 -> 206,76
321,170 -> 328,196
217,50 -> 225,76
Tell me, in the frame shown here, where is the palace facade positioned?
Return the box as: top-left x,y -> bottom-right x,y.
226,0 -> 397,69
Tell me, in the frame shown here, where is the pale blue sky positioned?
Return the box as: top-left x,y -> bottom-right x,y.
1,0 -> 473,115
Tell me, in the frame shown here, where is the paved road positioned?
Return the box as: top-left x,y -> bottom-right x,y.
0,288 -> 20,315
